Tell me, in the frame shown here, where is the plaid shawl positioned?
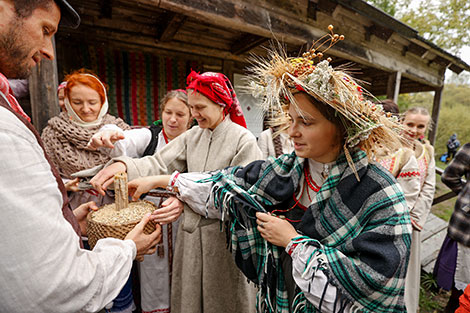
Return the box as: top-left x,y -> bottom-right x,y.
203,150 -> 411,312
442,143 -> 470,246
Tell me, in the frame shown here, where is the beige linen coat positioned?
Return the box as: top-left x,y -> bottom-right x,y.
115,117 -> 262,313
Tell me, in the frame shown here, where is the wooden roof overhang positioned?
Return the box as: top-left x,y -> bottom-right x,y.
30,0 -> 468,140
59,0 -> 469,96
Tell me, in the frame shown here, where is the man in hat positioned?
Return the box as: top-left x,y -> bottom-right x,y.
0,1 -> 161,312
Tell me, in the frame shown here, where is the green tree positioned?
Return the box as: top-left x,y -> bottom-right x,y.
365,0 -> 404,16
401,0 -> 468,53
367,0 -> 470,54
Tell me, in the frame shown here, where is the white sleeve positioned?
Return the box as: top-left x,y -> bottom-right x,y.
0,110 -> 136,313
99,124 -> 123,132
110,127 -> 152,158
286,241 -> 351,313
257,129 -> 272,159
173,172 -> 222,220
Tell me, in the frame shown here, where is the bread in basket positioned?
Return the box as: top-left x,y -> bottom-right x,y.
86,172 -> 156,249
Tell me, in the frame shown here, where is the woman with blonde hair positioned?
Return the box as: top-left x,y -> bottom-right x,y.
87,89 -> 192,313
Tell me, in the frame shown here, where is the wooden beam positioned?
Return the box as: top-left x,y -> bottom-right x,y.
369,24 -> 394,42
63,0 -> 447,91
29,37 -> 60,133
157,0 -> 320,46
428,86 -> 443,145
231,34 -> 268,55
99,0 -> 113,18
386,71 -> 401,103
307,0 -> 318,21
156,12 -> 186,42
332,5 -> 372,28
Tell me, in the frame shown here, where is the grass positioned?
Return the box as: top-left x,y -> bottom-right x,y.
419,272 -> 450,313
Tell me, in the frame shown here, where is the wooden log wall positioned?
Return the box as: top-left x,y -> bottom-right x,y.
38,0 -> 466,135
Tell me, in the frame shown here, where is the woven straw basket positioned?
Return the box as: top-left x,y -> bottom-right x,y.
86,200 -> 157,249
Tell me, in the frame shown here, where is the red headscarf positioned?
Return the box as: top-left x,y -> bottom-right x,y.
186,71 -> 247,128
0,73 -> 31,122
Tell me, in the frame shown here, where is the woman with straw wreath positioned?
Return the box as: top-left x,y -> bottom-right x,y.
126,26 -> 412,313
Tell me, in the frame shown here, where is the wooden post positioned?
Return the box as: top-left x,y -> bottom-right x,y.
386,71 -> 401,103
222,60 -> 234,83
29,37 -> 59,132
428,86 -> 443,146
114,172 -> 129,210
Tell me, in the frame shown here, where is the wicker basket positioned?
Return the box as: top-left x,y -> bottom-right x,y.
86,200 -> 157,249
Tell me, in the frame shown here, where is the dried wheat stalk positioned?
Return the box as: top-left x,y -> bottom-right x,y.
114,172 -> 129,210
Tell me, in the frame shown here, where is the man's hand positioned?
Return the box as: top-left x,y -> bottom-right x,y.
125,213 -> 162,261
73,201 -> 99,235
87,130 -> 125,150
151,196 -> 184,225
256,212 -> 299,248
90,162 -> 127,195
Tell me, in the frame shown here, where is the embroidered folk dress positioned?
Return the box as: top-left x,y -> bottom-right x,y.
377,147 -> 423,313
377,148 -> 421,211
401,141 -> 436,312
113,117 -> 262,313
164,151 -> 411,312
99,124 -> 180,313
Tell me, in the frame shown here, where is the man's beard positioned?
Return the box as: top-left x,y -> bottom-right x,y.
0,20 -> 34,79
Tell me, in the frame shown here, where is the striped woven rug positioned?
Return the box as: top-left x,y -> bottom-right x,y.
76,45 -> 202,126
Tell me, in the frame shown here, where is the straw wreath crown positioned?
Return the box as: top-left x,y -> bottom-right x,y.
247,25 -> 404,160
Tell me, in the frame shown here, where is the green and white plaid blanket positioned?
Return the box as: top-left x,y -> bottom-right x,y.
203,149 -> 411,312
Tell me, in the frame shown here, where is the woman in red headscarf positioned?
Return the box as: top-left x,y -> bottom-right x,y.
91,71 -> 262,313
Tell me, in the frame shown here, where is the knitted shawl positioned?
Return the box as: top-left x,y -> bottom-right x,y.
202,150 -> 411,312
41,112 -> 130,178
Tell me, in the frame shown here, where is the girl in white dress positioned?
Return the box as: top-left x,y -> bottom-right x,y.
88,90 -> 191,313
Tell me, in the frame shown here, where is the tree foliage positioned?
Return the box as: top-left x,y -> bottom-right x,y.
366,0 -> 470,55
399,0 -> 470,54
365,0 -> 406,16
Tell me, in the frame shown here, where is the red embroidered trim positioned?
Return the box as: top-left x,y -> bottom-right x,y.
168,172 -> 180,189
287,243 -> 299,256
397,171 -> 420,178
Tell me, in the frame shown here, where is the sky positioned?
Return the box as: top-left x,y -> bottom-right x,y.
459,46 -> 470,65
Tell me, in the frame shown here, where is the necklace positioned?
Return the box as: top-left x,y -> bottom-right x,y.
304,163 -> 321,192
